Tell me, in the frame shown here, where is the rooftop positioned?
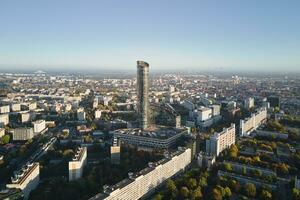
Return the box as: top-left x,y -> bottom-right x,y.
114,126 -> 186,140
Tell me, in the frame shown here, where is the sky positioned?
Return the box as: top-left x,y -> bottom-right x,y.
0,0 -> 299,72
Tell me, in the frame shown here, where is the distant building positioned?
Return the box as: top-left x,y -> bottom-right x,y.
0,128 -> 5,137
69,147 -> 87,181
0,105 -> 10,114
90,147 -> 191,200
6,162 -> 40,200
95,110 -> 102,119
197,152 -> 216,169
11,103 -> 21,112
240,107 -> 267,137
194,107 -> 221,128
110,138 -> 121,165
21,112 -> 36,123
28,102 -> 37,111
12,128 -> 34,141
206,124 -> 236,156
244,97 -> 255,109
267,96 -> 280,108
32,120 -> 46,134
0,114 -> 9,126
210,104 -> 221,116
77,108 -> 86,121
262,101 -> 270,109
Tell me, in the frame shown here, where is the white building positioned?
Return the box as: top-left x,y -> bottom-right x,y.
0,128 -> 5,137
0,114 -> 9,126
0,105 -> 10,114
6,162 -> 40,200
21,112 -> 36,123
77,108 -> 86,121
244,97 -> 255,109
111,138 -> 120,165
11,103 -> 21,112
32,120 -> 46,134
12,128 -> 34,141
69,147 -> 87,181
28,102 -> 37,111
240,107 -> 267,137
210,105 -> 221,116
113,128 -> 187,150
90,147 -> 191,200
196,107 -> 212,121
95,110 -> 102,119
206,124 -> 236,156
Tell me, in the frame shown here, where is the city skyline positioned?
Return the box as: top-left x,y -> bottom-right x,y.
1,0 -> 300,72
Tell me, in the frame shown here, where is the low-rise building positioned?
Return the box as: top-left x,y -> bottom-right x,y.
0,114 -> 9,126
32,120 -> 46,134
69,147 -> 87,181
77,108 -> 86,121
113,127 -> 187,150
0,128 -> 5,137
12,128 -> 34,141
95,110 -> 102,119
0,105 -> 10,114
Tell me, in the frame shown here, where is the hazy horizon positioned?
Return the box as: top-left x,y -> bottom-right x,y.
1,0 -> 300,72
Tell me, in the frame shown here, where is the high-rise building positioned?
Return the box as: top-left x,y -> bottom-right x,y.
69,147 -> 87,181
206,124 -> 236,156
110,137 -> 120,165
137,61 -> 149,130
6,162 -> 40,200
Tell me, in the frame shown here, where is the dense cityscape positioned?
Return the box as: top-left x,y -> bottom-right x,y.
0,61 -> 299,200
1,1 -> 300,200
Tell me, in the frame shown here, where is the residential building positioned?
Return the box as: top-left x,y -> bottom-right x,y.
95,110 -> 102,119
110,137 -> 120,164
0,105 -> 10,114
240,107 -> 267,137
12,128 -> 34,141
0,128 -> 5,137
90,147 -> 191,200
206,124 -> 236,156
69,147 -> 87,181
0,114 -> 9,126
32,120 -> 46,134
244,97 -> 255,109
6,162 -> 40,200
77,108 -> 86,121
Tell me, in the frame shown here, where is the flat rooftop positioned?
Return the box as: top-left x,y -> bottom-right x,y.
114,126 -> 186,139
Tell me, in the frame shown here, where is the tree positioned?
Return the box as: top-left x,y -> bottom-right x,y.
224,187 -> 232,198
260,189 -> 272,200
212,188 -> 222,200
292,188 -> 300,200
166,179 -> 178,198
229,144 -> 238,158
224,163 -> 232,171
187,178 -> 198,190
1,135 -> 10,144
244,183 -> 256,198
152,194 -> 163,200
190,186 -> 202,200
198,176 -> 208,187
180,186 -> 190,198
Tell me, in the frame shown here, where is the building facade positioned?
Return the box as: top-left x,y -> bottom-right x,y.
137,61 -> 149,130
90,147 -> 192,200
69,147 -> 87,181
6,162 -> 40,200
0,114 -> 9,126
32,120 -> 46,134
240,107 -> 267,137
206,124 -> 236,156
12,128 -> 34,141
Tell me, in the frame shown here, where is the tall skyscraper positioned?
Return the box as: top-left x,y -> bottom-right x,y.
137,61 -> 149,130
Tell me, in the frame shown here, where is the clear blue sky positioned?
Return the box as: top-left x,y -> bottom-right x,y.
0,0 -> 299,72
